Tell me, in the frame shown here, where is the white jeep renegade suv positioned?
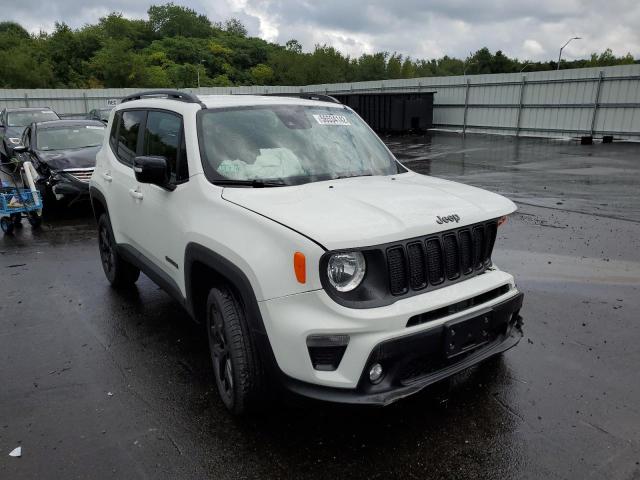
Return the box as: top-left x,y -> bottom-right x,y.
90,90 -> 524,414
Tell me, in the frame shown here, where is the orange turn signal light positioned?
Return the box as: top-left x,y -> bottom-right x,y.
294,251 -> 306,284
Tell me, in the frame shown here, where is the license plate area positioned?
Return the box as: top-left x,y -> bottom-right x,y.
444,312 -> 492,359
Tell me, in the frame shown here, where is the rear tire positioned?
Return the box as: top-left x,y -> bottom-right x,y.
206,286 -> 268,415
97,213 -> 140,287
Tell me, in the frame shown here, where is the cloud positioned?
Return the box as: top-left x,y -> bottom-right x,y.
0,0 -> 637,61
523,39 -> 545,57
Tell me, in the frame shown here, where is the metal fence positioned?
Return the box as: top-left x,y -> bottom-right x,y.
1,64 -> 638,139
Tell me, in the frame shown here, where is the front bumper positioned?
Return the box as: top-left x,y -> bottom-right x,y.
282,293 -> 523,405
50,171 -> 91,197
258,268 -> 524,405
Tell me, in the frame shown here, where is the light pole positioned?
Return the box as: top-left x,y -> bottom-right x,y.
197,59 -> 205,88
557,37 -> 581,70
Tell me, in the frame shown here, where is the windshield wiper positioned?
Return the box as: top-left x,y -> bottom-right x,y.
333,173 -> 373,180
213,179 -> 287,188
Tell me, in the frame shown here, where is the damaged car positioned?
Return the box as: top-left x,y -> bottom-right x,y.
0,107 -> 60,162
90,91 -> 524,415
18,119 -> 106,205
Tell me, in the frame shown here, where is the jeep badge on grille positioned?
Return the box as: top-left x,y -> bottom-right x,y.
436,214 -> 461,224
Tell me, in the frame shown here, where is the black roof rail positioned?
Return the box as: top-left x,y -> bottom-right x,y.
120,90 -> 206,109
263,93 -> 342,104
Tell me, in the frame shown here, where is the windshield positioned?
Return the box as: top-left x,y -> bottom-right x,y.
7,110 -> 59,127
98,109 -> 112,121
198,105 -> 401,185
37,125 -> 105,151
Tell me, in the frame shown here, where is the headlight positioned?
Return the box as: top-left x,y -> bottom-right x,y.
8,138 -> 21,145
327,251 -> 366,292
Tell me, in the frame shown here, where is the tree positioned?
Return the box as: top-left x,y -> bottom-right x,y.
401,58 -> 416,78
356,52 -> 388,81
0,4 -> 636,89
0,22 -> 30,40
223,19 -> 247,37
250,63 -> 274,84
147,3 -> 212,38
386,53 -> 402,79
0,42 -> 54,88
90,39 -> 148,87
285,39 -> 302,54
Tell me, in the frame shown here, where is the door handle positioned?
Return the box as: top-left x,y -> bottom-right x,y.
128,188 -> 143,200
101,171 -> 112,182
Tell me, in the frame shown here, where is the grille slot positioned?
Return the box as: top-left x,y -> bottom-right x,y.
425,239 -> 444,285
473,226 -> 485,269
459,229 -> 473,274
406,242 -> 427,290
387,246 -> 408,295
443,234 -> 460,280
384,220 -> 499,299
484,222 -> 497,265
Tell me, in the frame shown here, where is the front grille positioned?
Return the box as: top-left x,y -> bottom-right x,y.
385,220 -> 498,297
65,168 -> 94,183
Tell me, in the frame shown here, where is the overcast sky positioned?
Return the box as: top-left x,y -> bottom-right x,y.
1,0 -> 638,61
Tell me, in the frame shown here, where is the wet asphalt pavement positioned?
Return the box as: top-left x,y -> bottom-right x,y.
1,132 -> 639,479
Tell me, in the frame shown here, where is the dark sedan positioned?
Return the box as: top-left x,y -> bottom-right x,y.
17,120 -> 106,204
0,107 -> 60,162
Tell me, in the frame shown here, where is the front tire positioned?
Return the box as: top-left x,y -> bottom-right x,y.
97,213 -> 140,287
206,286 -> 268,414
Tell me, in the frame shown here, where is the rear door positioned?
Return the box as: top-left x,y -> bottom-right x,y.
103,109 -> 146,247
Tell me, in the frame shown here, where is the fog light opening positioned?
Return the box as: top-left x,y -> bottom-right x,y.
369,363 -> 384,384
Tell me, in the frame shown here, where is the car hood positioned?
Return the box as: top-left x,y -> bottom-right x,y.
221,172 -> 517,250
35,146 -> 99,171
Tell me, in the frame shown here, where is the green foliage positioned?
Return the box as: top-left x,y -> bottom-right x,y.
147,3 -> 212,38
250,64 -> 274,84
0,3 -> 636,89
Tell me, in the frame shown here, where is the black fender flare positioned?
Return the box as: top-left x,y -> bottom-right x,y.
89,186 -> 108,222
184,242 -> 282,378
184,242 -> 266,335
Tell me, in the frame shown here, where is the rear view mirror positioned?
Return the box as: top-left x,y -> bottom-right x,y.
133,156 -> 173,190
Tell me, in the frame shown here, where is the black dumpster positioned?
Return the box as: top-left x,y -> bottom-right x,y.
332,92 -> 435,133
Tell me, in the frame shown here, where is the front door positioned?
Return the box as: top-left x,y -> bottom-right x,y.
127,110 -> 189,287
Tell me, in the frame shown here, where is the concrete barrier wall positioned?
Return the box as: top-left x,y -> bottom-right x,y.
1,64 -> 638,139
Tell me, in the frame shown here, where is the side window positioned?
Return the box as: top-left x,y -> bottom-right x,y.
142,111 -> 189,182
109,111 -> 120,150
116,110 -> 145,166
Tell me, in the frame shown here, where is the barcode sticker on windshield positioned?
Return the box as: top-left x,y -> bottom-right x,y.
313,114 -> 350,126
86,125 -> 104,129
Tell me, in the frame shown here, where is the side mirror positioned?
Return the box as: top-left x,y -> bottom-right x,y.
12,145 -> 27,153
133,156 -> 173,190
